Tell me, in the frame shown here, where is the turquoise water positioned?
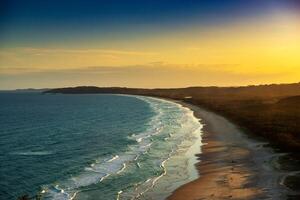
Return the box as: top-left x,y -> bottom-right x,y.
0,93 -> 202,200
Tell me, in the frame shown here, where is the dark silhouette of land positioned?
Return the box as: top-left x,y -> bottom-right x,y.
43,83 -> 300,199
45,83 -> 300,152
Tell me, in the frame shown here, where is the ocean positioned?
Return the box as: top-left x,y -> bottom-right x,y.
0,93 -> 203,200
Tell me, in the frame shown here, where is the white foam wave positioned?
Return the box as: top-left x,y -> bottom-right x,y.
100,174 -> 110,182
43,95 -> 203,200
115,96 -> 203,199
136,138 -> 143,143
117,163 -> 127,174
145,178 -> 152,183
10,151 -> 53,156
107,155 -> 119,162
116,190 -> 123,200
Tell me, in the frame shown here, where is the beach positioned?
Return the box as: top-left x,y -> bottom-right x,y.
20,90 -> 297,200
167,100 -> 289,200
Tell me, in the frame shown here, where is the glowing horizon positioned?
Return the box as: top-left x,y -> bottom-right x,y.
1,0 -> 300,89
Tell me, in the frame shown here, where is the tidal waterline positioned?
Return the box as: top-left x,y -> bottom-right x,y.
0,93 -> 203,200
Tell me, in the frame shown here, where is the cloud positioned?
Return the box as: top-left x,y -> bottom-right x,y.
16,47 -> 157,56
0,62 -> 294,90
0,47 -> 159,69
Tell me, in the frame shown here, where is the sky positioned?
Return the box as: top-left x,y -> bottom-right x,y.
0,0 -> 300,89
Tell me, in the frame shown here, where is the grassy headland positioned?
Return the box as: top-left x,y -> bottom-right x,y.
45,83 -> 300,152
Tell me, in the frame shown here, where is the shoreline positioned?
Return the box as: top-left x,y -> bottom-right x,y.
166,100 -> 289,200
134,96 -> 204,200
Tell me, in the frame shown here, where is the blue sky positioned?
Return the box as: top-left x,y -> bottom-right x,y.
1,0 -> 300,89
2,0 -> 298,47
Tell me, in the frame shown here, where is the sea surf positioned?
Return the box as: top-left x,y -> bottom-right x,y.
0,93 -> 203,200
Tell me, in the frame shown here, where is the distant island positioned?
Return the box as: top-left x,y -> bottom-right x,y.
45,83 -> 300,152
0,88 -> 49,93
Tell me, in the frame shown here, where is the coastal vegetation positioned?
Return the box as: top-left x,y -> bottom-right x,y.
45,83 -> 300,152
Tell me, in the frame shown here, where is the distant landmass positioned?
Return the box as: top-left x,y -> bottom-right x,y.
45,83 -> 300,151
0,88 -> 49,93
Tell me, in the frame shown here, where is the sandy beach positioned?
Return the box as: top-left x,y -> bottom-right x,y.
167,101 -> 289,200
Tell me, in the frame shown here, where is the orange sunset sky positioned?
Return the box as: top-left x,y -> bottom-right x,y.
0,0 -> 300,89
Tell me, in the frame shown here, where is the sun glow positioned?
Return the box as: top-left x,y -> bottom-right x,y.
1,4 -> 300,89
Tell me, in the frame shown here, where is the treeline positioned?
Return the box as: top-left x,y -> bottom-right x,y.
45,82 -> 300,151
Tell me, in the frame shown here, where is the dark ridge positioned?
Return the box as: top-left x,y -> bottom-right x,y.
45,82 -> 300,152
277,95 -> 300,106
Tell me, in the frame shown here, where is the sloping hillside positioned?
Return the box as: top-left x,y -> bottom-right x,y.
45,83 -> 300,151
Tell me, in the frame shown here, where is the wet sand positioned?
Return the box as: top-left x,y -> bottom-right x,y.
167,101 -> 288,200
